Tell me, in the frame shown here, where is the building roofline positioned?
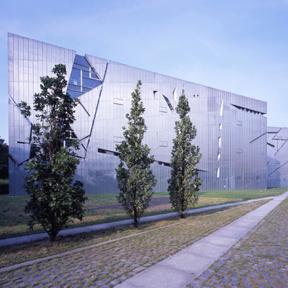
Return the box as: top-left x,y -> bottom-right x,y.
8,32 -> 267,108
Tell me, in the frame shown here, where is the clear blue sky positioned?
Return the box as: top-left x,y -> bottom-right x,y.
1,0 -> 288,142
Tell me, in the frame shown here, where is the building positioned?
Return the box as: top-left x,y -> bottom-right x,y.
267,127 -> 288,188
8,33 -> 268,195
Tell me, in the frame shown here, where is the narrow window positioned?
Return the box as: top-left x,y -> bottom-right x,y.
173,88 -> 177,102
80,69 -> 83,92
220,100 -> 224,117
113,98 -> 124,105
217,152 -> 221,161
153,90 -> 157,100
162,95 -> 174,111
218,137 -> 222,148
159,96 -> 168,113
217,167 -> 220,178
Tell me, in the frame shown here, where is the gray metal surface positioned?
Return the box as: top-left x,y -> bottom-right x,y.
267,127 -> 288,188
8,33 -> 268,195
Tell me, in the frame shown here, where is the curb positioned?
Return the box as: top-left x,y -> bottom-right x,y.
0,196 -> 273,248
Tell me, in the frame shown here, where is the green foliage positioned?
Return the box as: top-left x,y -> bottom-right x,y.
19,64 -> 86,241
0,137 -> 8,179
116,81 -> 156,227
18,101 -> 31,118
168,93 -> 201,218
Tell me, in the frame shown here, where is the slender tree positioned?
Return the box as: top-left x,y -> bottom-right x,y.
168,92 -> 201,218
116,81 -> 156,227
19,64 -> 86,241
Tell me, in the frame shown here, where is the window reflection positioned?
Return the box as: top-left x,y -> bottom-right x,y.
67,54 -> 102,98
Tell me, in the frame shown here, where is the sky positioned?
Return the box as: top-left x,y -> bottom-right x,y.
0,0 -> 288,142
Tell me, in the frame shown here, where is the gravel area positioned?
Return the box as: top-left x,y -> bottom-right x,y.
188,198 -> 288,288
0,201 -> 264,288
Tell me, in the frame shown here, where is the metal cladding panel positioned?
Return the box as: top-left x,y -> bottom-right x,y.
272,128 -> 288,140
267,127 -> 288,188
206,88 -> 267,190
85,54 -> 108,80
267,127 -> 281,133
73,85 -> 102,142
230,92 -> 267,114
9,34 -> 268,194
8,33 -> 75,195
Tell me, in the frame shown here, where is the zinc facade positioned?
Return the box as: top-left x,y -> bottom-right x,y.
267,127 -> 288,188
8,33 -> 267,195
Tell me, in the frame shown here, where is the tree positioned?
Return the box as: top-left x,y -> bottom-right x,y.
168,92 -> 201,218
0,137 -> 8,179
19,64 -> 86,241
116,81 -> 156,227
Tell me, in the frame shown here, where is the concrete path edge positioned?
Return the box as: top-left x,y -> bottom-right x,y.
0,197 -> 272,248
115,191 -> 288,288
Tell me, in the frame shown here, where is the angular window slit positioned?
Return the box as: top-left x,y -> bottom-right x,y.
218,137 -> 222,148
217,167 -> 220,178
162,95 -> 174,111
153,90 -> 157,100
220,100 -> 224,117
231,104 -> 265,115
267,142 -> 275,148
157,161 -> 171,167
98,148 -> 119,156
67,54 -> 102,98
113,98 -> 124,105
173,88 -> 177,102
81,144 -> 87,152
217,152 -> 221,161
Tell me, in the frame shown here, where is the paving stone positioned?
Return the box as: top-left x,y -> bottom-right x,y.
215,226 -> 250,239
201,235 -> 238,247
162,252 -> 214,275
0,198 -> 279,288
121,264 -> 191,288
118,192 -> 288,288
188,195 -> 288,288
183,242 -> 228,259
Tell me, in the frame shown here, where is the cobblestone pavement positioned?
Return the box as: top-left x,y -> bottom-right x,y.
188,198 -> 288,288
0,202 -> 262,288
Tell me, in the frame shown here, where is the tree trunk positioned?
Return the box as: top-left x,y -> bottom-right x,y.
180,211 -> 186,218
133,209 -> 139,228
48,229 -> 58,242
180,199 -> 186,218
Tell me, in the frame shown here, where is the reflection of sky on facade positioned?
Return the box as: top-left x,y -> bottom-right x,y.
68,55 -> 102,99
8,34 -> 268,194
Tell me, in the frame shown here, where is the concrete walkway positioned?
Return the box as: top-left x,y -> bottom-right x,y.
116,191 -> 288,288
0,198 -> 269,248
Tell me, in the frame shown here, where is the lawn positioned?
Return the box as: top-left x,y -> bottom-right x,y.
0,200 -> 267,272
201,188 -> 286,200
0,188 -> 286,239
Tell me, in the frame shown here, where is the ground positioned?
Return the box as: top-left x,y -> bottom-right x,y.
0,201 -> 264,287
188,198 -> 288,288
0,188 -> 285,239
